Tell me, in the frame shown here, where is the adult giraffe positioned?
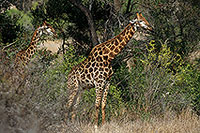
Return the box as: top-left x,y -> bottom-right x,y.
66,13 -> 153,126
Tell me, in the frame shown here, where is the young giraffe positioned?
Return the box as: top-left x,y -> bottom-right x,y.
14,21 -> 57,75
66,13 -> 152,126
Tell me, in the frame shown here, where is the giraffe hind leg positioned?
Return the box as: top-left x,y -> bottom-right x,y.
65,83 -> 81,122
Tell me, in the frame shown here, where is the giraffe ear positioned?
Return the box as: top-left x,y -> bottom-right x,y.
140,13 -> 143,18
140,13 -> 149,24
140,13 -> 146,20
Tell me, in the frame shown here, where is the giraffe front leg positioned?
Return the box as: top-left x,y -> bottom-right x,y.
101,82 -> 110,125
95,87 -> 103,126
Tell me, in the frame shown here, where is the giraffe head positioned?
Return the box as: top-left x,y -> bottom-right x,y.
130,12 -> 153,32
37,21 -> 57,37
129,13 -> 153,40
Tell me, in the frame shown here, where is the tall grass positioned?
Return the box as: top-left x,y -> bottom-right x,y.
44,109 -> 200,133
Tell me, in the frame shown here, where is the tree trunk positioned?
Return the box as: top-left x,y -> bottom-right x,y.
69,0 -> 98,47
125,0 -> 131,14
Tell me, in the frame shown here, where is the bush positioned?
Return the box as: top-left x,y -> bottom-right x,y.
111,40 -> 197,119
175,63 -> 200,115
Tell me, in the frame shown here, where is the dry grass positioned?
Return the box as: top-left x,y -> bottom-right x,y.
93,112 -> 200,133
44,110 -> 200,133
1,97 -> 200,133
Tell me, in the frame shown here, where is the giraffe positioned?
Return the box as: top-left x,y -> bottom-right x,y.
14,21 -> 57,75
66,13 -> 153,126
12,21 -> 57,94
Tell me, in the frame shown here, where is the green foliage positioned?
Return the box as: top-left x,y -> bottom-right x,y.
31,2 -> 39,11
106,85 -> 124,119
142,40 -> 183,74
111,40 -> 198,119
5,8 -> 33,31
175,64 -> 200,114
63,45 -> 86,75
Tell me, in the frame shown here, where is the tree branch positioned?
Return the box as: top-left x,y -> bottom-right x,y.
2,40 -> 18,50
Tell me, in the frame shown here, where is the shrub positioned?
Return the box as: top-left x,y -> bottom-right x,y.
175,63 -> 200,115
114,40 -> 195,119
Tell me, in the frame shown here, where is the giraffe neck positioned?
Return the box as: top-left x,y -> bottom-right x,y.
15,26 -> 46,66
25,26 -> 44,60
91,23 -> 136,62
106,23 -> 136,56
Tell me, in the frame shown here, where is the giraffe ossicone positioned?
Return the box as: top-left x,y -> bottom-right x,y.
66,12 -> 153,126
